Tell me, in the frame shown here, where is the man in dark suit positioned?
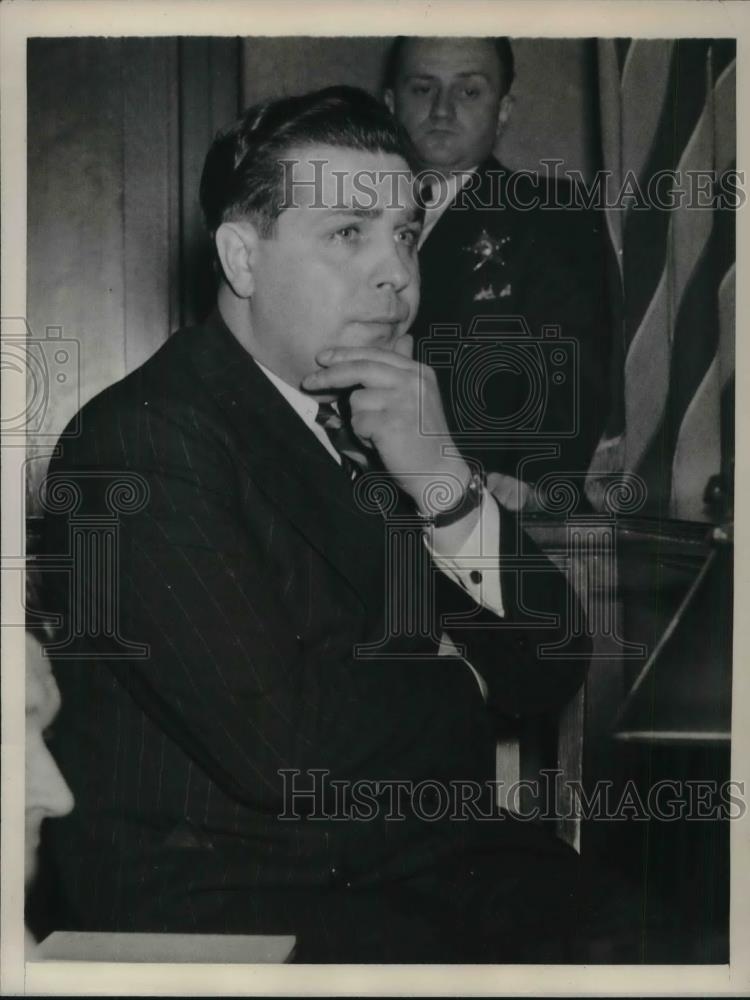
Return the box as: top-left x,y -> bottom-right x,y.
43,86 -> 624,962
384,37 -> 611,504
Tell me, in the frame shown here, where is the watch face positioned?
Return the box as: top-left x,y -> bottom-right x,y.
433,472 -> 484,529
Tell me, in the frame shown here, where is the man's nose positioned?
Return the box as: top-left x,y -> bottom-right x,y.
372,239 -> 412,294
32,745 -> 75,819
429,86 -> 455,122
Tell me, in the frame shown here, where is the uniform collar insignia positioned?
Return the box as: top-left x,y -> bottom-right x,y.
462,228 -> 511,271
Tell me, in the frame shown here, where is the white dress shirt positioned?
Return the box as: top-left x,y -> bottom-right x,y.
419,167 -> 478,248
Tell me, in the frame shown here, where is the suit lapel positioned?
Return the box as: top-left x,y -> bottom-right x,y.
186,313 -> 389,616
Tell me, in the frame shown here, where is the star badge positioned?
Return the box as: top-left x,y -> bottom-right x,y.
462,228 -> 511,272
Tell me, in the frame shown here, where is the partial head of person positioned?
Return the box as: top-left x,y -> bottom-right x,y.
25,632 -> 74,890
383,36 -> 514,174
199,85 -> 423,394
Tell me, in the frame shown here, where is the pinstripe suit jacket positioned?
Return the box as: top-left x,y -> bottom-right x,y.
44,311 -> 588,936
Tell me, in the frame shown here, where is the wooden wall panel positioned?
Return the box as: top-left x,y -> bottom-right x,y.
122,38 -> 180,370
503,38 -> 596,177
178,38 -> 240,326
26,37 -> 181,511
27,38 -> 129,510
240,36 -> 391,105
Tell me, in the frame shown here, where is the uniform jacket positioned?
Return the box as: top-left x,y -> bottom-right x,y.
412,156 -> 611,484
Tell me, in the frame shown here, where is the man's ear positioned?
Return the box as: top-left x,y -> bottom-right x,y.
383,89 -> 395,114
215,220 -> 260,299
496,93 -> 513,136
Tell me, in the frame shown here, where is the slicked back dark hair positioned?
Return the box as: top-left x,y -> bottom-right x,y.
200,85 -> 419,239
382,36 -> 515,98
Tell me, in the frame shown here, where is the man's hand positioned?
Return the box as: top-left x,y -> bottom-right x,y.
302,335 -> 471,517
487,472 -> 531,512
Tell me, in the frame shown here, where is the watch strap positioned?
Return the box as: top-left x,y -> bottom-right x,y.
420,470 -> 486,528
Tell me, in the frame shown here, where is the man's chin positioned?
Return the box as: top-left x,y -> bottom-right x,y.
416,137 -> 465,170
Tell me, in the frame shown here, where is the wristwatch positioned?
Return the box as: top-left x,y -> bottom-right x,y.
419,469 -> 486,529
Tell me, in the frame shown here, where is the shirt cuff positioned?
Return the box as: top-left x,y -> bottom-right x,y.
424,488 -> 505,618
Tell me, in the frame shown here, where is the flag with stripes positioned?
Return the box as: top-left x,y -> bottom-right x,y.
587,38 -> 736,522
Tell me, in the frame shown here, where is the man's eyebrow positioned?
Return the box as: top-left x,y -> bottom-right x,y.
405,71 -> 490,81
317,207 -> 423,225
323,207 -> 384,220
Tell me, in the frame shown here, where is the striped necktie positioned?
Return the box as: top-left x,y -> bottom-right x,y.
315,401 -> 372,479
